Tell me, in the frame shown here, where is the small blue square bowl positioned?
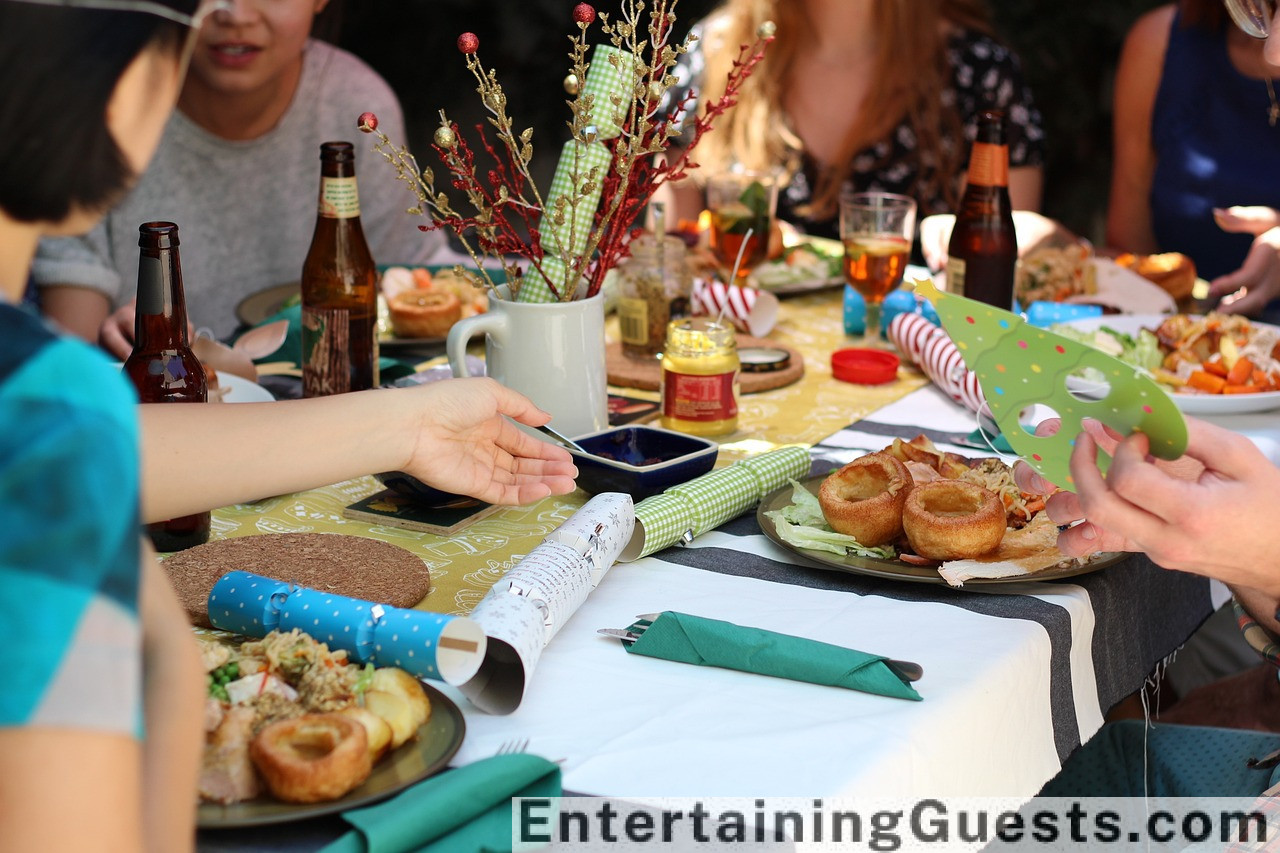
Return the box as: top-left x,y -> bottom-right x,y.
568,425 -> 718,500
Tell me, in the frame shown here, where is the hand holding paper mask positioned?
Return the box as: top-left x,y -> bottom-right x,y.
913,279 -> 1187,490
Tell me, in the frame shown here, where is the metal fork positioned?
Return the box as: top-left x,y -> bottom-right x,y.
495,737 -> 529,756
598,613 -> 926,683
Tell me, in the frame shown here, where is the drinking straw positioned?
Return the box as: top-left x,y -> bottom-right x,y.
716,227 -> 754,326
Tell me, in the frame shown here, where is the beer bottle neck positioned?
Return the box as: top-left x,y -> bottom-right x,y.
134,246 -> 191,349
316,171 -> 362,221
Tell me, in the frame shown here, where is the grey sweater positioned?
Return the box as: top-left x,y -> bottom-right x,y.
33,40 -> 442,339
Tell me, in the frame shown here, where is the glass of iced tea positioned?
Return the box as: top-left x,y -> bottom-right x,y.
839,191 -> 916,347
706,170 -> 779,282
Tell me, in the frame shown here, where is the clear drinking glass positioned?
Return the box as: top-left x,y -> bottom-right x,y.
839,191 -> 917,348
705,170 -> 780,283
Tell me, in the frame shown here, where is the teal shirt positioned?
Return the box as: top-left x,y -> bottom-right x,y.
0,304 -> 142,735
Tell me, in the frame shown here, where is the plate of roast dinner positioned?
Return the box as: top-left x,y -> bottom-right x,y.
757,436 -> 1123,586
196,628 -> 464,828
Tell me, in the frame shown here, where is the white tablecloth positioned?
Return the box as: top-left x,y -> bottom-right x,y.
441,386 -> 1216,798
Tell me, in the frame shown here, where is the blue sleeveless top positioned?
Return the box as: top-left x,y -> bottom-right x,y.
1150,13 -> 1280,279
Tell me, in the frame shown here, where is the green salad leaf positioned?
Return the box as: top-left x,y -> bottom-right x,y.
764,478 -> 897,558
1050,323 -> 1162,372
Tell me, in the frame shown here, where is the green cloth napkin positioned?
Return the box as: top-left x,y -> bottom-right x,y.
319,753 -> 561,853
621,611 -> 922,701
627,445 -> 810,560
966,427 -> 1013,454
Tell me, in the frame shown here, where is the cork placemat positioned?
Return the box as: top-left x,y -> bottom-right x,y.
162,532 -> 432,628
607,335 -> 805,393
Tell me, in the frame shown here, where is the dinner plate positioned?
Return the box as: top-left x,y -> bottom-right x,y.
1060,258 -> 1177,315
235,282 -> 299,328
1058,314 -> 1280,414
748,236 -> 846,295
756,474 -> 1125,585
196,683 -> 465,829
219,373 -> 275,403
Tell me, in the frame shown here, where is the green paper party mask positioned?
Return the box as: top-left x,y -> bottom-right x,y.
913,279 -> 1187,491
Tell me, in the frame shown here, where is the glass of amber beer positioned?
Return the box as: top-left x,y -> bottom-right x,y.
706,170 -> 780,283
839,191 -> 916,347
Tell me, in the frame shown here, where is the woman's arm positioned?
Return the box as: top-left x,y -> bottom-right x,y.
139,552 -> 203,853
1008,165 -> 1043,213
37,285 -> 112,346
0,730 -> 142,853
138,377 -> 578,521
1105,5 -> 1173,254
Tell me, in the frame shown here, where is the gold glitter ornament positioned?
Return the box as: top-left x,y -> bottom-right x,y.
563,73 -> 580,95
434,125 -> 458,148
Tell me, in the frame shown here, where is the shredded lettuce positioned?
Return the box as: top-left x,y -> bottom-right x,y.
1051,323 -> 1162,372
765,479 -> 897,558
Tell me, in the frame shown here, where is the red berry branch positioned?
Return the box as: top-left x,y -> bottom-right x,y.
361,2 -> 772,301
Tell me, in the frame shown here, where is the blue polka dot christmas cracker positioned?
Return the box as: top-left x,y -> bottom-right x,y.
913,279 -> 1187,490
207,571 -> 487,686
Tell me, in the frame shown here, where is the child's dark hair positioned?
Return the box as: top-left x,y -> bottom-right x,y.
0,1 -> 196,223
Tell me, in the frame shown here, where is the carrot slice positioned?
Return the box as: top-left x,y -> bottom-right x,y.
1227,356 -> 1256,386
1223,385 -> 1265,394
1188,370 -> 1227,394
1202,360 -> 1230,378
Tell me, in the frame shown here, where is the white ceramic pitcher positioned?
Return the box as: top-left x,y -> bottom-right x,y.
447,285 -> 608,439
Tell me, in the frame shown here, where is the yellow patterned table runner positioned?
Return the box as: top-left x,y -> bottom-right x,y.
211,288 -> 927,613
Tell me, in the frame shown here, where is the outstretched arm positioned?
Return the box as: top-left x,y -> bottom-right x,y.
138,377 -> 578,521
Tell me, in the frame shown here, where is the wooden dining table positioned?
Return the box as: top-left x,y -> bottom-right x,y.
198,283 -> 1224,852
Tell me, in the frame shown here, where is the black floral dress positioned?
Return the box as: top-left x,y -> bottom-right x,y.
670,25 -> 1046,239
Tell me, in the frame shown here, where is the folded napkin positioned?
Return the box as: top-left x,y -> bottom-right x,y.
616,611 -> 920,701
319,753 -> 561,853
619,445 -> 810,561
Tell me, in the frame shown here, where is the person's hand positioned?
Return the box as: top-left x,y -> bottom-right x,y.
98,301 -> 138,360
918,211 -> 1076,273
398,377 -> 578,505
1206,224 -> 1280,316
1213,205 -> 1280,237
98,300 -> 198,360
1018,417 -> 1280,596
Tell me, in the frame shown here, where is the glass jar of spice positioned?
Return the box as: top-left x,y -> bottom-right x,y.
660,317 -> 739,436
617,233 -> 692,358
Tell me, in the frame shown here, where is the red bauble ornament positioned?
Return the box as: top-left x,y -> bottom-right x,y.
457,32 -> 479,54
357,112 -> 378,133
572,3 -> 595,23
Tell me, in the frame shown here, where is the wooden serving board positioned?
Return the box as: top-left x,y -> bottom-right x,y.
606,335 -> 805,393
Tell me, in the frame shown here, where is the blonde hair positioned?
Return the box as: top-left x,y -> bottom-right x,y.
690,0 -> 994,220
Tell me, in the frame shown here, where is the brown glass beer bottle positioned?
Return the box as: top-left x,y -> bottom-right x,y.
301,141 -> 378,397
946,110 -> 1018,309
122,221 -> 211,552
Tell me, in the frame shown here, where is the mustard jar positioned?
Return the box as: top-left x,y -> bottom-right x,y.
660,317 -> 739,436
617,233 -> 692,358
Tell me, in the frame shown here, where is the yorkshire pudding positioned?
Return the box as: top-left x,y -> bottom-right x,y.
388,289 -> 462,338
902,480 -> 1005,561
818,452 -> 912,546
249,713 -> 371,804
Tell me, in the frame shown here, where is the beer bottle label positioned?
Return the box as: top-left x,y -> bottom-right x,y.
967,142 -> 1009,188
946,256 -> 966,294
317,176 -> 362,219
301,306 -> 353,396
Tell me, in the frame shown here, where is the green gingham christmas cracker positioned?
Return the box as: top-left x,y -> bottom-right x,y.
518,44 -> 633,304
543,138 -> 611,263
579,44 -> 632,140
619,445 -> 811,561
515,256 -> 569,304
